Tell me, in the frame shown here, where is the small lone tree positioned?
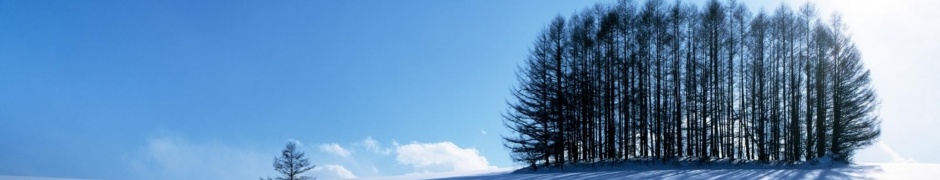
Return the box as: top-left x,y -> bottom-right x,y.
262,141 -> 316,180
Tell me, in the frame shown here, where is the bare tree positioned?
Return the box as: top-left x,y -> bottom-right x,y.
263,141 -> 315,180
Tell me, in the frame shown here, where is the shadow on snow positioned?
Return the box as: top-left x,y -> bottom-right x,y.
435,160 -> 881,180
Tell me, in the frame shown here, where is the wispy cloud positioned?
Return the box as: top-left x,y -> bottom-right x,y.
313,164 -> 358,179
355,136 -> 391,155
319,143 -> 352,157
361,136 -> 380,151
394,141 -> 495,173
125,134 -> 270,180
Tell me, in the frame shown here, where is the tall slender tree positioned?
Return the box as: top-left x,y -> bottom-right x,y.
827,14 -> 881,162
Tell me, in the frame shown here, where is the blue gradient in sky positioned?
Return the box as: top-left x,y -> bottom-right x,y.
0,0 -> 604,179
2,0 -> 938,179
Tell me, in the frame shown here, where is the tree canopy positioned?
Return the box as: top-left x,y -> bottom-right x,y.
503,0 -> 880,169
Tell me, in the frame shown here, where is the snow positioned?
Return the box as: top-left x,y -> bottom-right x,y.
2,163 -> 937,180
359,168 -> 516,180
355,163 -> 940,180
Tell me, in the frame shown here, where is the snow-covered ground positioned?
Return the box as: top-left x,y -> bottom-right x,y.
3,163 -> 937,180
358,163 -> 940,180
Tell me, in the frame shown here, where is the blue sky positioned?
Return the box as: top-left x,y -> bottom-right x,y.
1,0 -> 938,179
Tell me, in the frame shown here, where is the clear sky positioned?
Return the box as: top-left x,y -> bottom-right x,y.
0,0 -> 937,179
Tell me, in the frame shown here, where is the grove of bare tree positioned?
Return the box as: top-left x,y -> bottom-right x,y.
503,0 -> 879,169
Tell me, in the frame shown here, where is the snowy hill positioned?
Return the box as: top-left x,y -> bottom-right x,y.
3,163 -> 937,180
359,163 -> 940,180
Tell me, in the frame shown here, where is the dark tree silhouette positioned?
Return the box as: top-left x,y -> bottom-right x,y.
502,16 -> 567,170
503,0 -> 880,170
827,14 -> 881,162
813,20 -> 832,159
263,141 -> 316,180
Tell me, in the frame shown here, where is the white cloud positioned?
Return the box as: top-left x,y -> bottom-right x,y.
481,130 -> 487,135
876,142 -> 916,163
125,135 -> 270,180
395,141 -> 496,173
319,143 -> 352,157
313,164 -> 358,179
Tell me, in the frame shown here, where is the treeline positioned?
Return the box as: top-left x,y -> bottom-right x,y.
502,0 -> 880,169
